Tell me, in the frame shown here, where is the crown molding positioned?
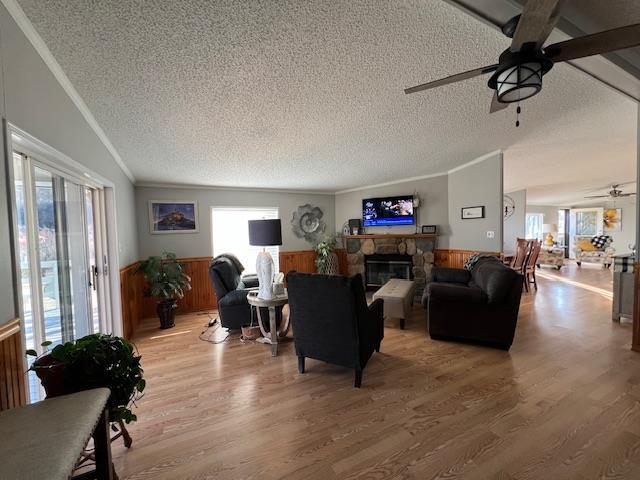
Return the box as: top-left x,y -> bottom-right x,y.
135,181 -> 335,196
1,0 -> 135,183
335,150 -> 502,195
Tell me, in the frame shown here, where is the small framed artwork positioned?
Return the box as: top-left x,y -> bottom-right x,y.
149,200 -> 199,234
422,225 -> 437,234
461,206 -> 485,220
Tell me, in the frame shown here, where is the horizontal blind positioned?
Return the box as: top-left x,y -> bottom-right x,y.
211,207 -> 279,275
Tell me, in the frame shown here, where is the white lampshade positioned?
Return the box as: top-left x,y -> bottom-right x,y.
496,62 -> 543,103
543,223 -> 558,233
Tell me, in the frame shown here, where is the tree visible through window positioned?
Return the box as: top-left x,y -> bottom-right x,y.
211,207 -> 280,275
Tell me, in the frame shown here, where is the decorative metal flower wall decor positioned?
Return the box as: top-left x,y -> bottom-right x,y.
291,204 -> 326,244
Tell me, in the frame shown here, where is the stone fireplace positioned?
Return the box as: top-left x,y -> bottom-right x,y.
364,254 -> 413,290
345,235 -> 436,296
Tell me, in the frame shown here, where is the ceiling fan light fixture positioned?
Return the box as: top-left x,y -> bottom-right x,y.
495,62 -> 543,103
488,48 -> 553,104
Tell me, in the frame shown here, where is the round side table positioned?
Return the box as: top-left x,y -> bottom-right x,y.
246,291 -> 290,356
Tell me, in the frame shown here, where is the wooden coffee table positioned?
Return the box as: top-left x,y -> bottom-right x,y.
247,291 -> 290,356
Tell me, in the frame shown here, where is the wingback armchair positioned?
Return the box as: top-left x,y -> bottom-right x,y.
286,272 -> 384,387
208,254 -> 259,330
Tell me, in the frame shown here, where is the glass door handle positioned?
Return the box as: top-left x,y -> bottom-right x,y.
90,265 -> 99,291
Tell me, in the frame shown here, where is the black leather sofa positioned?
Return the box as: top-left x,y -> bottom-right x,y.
208,254 -> 259,330
287,272 -> 384,387
422,257 -> 523,350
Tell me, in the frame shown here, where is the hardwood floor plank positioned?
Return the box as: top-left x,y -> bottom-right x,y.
112,266 -> 640,479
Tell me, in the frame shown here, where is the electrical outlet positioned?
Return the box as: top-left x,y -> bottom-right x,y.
487,231 -> 495,239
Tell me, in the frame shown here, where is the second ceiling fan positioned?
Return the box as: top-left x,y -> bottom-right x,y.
404,0 -> 640,117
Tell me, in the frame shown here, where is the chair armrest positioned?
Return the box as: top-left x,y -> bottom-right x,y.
368,297 -> 384,319
432,267 -> 471,284
428,283 -> 486,304
241,274 -> 259,288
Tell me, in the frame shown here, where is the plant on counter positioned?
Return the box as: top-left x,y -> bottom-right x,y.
136,251 -> 192,329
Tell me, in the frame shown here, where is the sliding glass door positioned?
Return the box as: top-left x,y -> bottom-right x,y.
12,152 -> 109,401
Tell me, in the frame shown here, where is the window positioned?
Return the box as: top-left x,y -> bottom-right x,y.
525,213 -> 543,240
211,207 -> 280,274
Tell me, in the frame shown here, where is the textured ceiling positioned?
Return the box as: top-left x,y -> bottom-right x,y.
16,0 -> 638,198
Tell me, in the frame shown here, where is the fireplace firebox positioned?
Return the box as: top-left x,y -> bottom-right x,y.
364,254 -> 413,290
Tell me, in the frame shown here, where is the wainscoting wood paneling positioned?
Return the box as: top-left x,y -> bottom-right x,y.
120,250 -> 347,338
434,249 -> 501,269
0,319 -> 26,411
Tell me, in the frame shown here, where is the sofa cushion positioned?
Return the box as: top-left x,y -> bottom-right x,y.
218,288 -> 249,307
470,260 -> 518,304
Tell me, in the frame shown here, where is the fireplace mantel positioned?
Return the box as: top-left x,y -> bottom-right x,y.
344,234 -> 438,239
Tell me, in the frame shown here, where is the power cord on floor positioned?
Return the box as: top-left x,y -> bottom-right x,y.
197,312 -> 261,344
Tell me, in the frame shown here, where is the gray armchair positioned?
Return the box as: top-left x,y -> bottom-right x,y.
208,254 -> 259,330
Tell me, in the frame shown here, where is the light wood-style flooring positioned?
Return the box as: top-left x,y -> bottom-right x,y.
113,266 -> 640,479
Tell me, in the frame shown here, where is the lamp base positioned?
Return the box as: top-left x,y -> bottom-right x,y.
256,250 -> 274,300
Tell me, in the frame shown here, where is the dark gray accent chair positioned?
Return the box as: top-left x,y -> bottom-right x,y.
286,272 -> 384,388
422,257 -> 523,350
208,254 -> 259,330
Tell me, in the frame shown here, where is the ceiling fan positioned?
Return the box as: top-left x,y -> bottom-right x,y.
584,184 -> 636,199
404,0 -> 640,121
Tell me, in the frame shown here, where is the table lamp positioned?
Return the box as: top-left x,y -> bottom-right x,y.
248,219 -> 282,300
542,223 -> 557,247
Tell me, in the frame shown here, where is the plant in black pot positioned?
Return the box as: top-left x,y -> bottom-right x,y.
137,251 -> 191,329
27,334 -> 145,446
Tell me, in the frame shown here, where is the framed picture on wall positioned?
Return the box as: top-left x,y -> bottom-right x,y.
421,225 -> 437,234
461,206 -> 485,220
603,208 -> 622,232
148,200 -> 199,234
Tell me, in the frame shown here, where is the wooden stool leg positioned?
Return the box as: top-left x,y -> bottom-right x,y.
94,408 -> 114,480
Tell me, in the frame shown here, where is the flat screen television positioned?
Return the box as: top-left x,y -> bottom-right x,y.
362,195 -> 414,227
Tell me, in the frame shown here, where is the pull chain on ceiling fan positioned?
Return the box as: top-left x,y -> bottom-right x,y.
404,0 -> 640,126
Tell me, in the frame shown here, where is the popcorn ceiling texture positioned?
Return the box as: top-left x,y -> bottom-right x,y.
17,0 -> 637,199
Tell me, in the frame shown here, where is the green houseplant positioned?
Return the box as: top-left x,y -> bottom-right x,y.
137,251 -> 191,329
315,235 -> 339,275
27,334 -> 145,425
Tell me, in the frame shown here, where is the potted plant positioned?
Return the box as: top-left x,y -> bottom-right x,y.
315,235 -> 339,275
137,251 -> 191,329
26,334 -> 145,425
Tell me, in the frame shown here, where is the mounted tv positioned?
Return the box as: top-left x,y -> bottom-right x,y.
362,195 -> 414,227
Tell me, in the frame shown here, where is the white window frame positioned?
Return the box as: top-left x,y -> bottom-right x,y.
525,213 -> 544,240
5,122 -> 123,351
210,206 -> 280,275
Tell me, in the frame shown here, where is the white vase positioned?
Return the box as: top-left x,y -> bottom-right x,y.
256,250 -> 274,299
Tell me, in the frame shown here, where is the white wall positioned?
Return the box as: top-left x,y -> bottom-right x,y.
334,175 -> 450,248
503,189 -> 526,253
0,4 -> 138,324
448,152 -> 503,251
135,186 -> 335,258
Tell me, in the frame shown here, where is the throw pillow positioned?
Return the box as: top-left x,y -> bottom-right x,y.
576,239 -> 596,251
591,235 -> 610,249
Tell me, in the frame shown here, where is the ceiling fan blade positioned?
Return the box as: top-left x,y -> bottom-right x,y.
490,92 -> 509,113
511,0 -> 566,51
545,24 -> 640,63
619,193 -> 636,197
404,65 -> 498,95
583,195 -> 610,198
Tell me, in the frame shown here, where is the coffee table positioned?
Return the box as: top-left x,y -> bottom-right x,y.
247,291 -> 290,356
373,279 -> 416,329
